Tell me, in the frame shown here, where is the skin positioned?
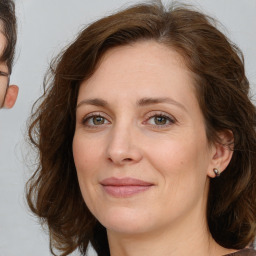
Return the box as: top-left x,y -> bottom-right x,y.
73,41 -> 235,256
0,25 -> 18,109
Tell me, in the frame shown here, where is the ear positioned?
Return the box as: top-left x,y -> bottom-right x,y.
3,85 -> 19,109
207,130 -> 234,178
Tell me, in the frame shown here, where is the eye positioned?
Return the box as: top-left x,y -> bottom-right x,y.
0,71 -> 9,77
150,116 -> 169,125
82,114 -> 110,127
144,112 -> 175,128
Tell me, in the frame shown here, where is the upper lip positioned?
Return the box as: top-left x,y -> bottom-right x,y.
100,177 -> 153,186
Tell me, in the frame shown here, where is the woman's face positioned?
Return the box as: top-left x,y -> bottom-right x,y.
73,41 -> 216,236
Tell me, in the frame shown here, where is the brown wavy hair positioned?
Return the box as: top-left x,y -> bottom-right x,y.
0,0 -> 16,73
26,2 -> 256,256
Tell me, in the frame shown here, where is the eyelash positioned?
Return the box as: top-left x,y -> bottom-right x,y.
82,112 -> 110,128
143,112 -> 176,128
81,111 -> 176,129
0,71 -> 9,77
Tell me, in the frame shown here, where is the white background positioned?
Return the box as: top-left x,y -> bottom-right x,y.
0,0 -> 255,255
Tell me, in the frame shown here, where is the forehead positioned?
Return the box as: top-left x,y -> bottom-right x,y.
80,41 -> 194,97
0,24 -> 7,71
0,19 -> 6,44
0,27 -> 6,58
78,41 -> 201,118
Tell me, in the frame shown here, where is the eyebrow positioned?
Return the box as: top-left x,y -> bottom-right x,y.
77,97 -> 187,111
137,97 -> 186,110
77,98 -> 108,109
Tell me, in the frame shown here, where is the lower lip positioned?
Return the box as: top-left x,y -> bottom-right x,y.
102,185 -> 152,198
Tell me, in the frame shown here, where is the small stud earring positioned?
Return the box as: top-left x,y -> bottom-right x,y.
213,168 -> 220,177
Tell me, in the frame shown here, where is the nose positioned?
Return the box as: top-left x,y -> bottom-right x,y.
106,125 -> 143,165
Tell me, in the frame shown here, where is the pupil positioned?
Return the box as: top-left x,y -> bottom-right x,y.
155,116 -> 166,125
93,116 -> 104,125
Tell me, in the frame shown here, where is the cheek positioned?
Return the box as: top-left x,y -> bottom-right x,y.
72,133 -> 104,211
0,86 -> 6,104
145,136 -> 198,175
145,133 -> 210,194
72,133 -> 103,183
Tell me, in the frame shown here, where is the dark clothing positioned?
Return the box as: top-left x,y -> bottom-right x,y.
225,249 -> 256,256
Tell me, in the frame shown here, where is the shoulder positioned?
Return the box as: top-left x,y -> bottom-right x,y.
225,249 -> 256,256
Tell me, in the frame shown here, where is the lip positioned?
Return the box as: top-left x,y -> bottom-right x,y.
100,177 -> 154,198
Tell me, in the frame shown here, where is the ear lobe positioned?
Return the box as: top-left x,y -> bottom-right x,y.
3,85 -> 19,109
207,130 -> 234,178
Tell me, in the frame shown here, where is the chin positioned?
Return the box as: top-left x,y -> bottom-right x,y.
96,205 -> 153,235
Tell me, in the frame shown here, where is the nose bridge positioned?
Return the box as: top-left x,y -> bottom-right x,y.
106,117 -> 142,164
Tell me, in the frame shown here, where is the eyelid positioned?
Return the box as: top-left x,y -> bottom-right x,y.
143,111 -> 176,127
81,111 -> 111,125
144,111 -> 176,121
0,71 -> 9,77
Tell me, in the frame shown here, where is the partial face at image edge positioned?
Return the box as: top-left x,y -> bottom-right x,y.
0,28 -> 18,109
0,29 -> 9,106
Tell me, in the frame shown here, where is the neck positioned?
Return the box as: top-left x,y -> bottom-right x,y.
107,198 -> 236,256
108,220 -> 203,256
107,222 -> 235,256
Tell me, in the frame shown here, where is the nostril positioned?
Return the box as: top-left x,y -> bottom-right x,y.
123,158 -> 132,162
107,157 -> 133,164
